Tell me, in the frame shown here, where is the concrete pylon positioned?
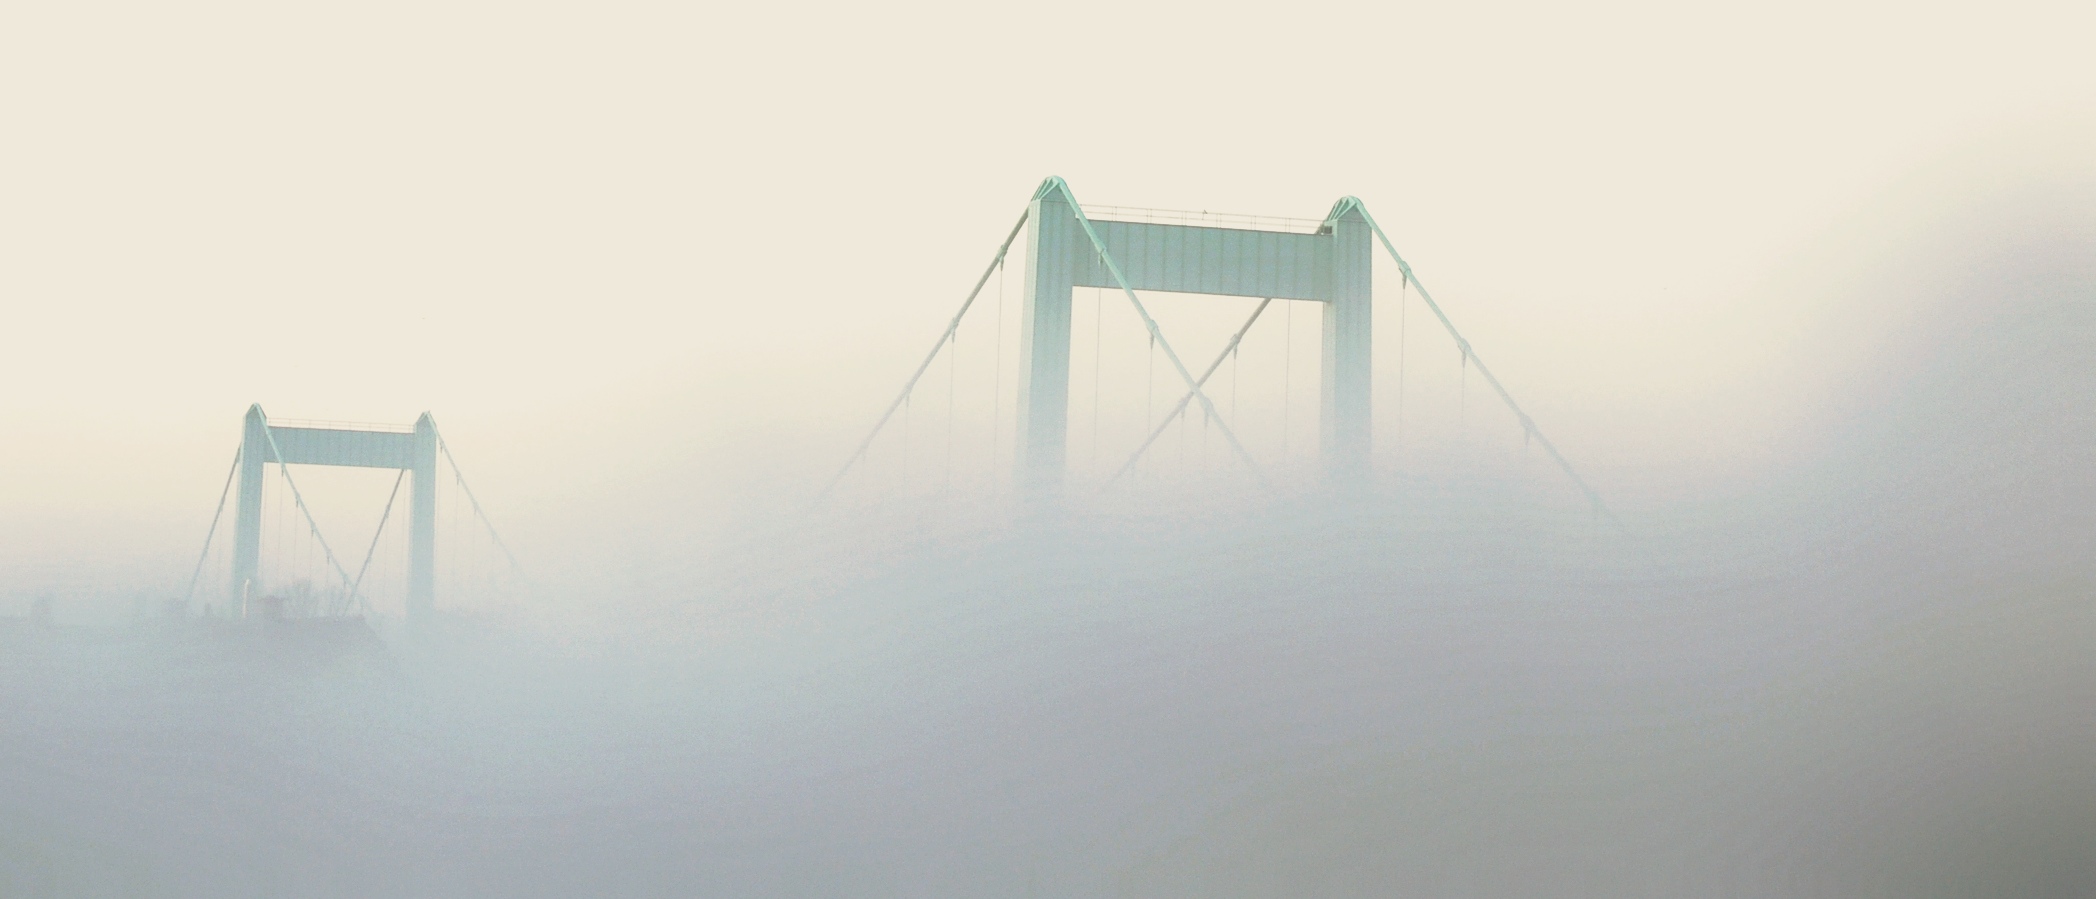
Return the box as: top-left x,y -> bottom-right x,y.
406,412 -> 437,623
230,404 -> 268,615
1016,179 -> 1374,489
228,404 -> 442,624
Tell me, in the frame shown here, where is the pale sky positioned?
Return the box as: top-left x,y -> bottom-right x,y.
4,0 -> 2092,599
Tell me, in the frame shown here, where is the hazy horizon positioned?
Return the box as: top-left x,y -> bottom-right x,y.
4,1 -> 2094,895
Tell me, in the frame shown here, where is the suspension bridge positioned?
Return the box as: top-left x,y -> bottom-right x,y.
821,176 -> 1609,513
184,404 -> 522,624
178,178 -> 1605,622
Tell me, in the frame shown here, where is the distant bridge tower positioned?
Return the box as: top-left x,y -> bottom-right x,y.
230,404 -> 438,622
1018,181 -> 1374,489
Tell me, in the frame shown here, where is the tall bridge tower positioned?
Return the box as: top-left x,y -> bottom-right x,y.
819,177 -> 1608,518
1017,181 -> 1374,488
229,404 -> 438,621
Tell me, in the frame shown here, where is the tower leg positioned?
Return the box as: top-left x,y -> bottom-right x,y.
229,404 -> 268,617
1321,214 -> 1374,480
1016,193 -> 1078,492
407,413 -> 437,625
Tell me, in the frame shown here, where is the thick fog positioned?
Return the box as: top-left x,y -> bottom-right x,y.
5,2 -> 2096,896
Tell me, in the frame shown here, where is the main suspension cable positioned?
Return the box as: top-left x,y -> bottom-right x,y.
183,445 -> 243,607
815,207 -> 1032,506
431,423 -> 526,578
1352,201 -> 1613,520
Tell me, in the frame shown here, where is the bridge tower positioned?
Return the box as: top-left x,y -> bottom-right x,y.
819,177 -> 1608,517
1016,180 -> 1374,489
229,404 -> 438,622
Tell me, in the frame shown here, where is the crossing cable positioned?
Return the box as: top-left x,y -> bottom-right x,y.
945,313 -> 956,488
183,445 -> 242,607
1283,302 -> 1293,457
279,469 -> 293,584
1397,273 -> 1407,455
259,426 -> 360,607
1107,297 -> 1273,484
340,467 -> 407,616
815,207 -> 1033,506
991,255 -> 1005,471
1350,201 -> 1614,520
1144,325 -> 1170,467
431,423 -> 527,579
1050,178 -> 1265,483
1091,287 -> 1102,470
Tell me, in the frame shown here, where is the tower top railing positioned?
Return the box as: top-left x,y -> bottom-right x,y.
1080,204 -> 1327,235
265,417 -> 419,434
